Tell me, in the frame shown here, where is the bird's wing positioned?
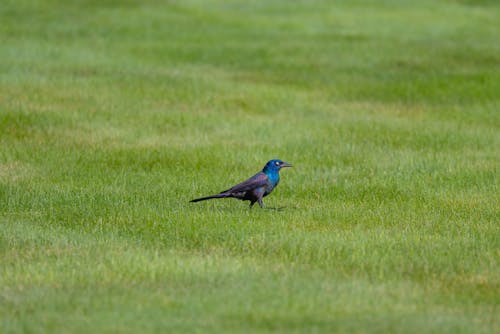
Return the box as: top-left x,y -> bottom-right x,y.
221,172 -> 269,193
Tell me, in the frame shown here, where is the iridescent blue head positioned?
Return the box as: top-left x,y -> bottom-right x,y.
262,159 -> 293,174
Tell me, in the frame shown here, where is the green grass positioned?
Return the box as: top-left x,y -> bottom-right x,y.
1,0 -> 499,333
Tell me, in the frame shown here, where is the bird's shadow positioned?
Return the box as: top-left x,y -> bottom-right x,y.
253,205 -> 299,212
262,206 -> 288,211
189,203 -> 296,212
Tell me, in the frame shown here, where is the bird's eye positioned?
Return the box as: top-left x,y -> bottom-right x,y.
275,161 -> 280,165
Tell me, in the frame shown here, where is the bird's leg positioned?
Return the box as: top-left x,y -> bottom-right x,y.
249,201 -> 256,209
250,190 -> 265,209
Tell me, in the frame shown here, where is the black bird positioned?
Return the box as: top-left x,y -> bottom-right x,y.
190,159 -> 292,208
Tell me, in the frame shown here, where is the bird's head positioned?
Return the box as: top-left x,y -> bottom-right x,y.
263,159 -> 293,173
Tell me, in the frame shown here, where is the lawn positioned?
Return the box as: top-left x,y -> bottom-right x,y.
1,0 -> 499,333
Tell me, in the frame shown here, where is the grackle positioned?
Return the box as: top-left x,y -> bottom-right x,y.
190,159 -> 292,208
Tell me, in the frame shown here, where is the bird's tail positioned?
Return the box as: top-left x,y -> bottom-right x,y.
190,193 -> 230,203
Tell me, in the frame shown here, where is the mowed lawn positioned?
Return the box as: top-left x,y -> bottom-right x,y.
1,0 -> 499,333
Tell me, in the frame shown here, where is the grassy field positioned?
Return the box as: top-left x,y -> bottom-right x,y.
1,0 -> 499,333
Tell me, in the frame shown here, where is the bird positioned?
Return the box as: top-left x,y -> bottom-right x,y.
190,159 -> 292,208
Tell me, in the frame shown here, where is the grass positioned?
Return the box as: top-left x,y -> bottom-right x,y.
1,0 -> 499,333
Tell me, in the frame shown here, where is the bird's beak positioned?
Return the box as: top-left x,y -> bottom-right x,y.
281,162 -> 293,168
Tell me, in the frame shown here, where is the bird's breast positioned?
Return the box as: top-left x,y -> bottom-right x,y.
268,174 -> 279,187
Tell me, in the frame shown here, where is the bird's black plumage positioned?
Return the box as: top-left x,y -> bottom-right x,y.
190,159 -> 292,208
